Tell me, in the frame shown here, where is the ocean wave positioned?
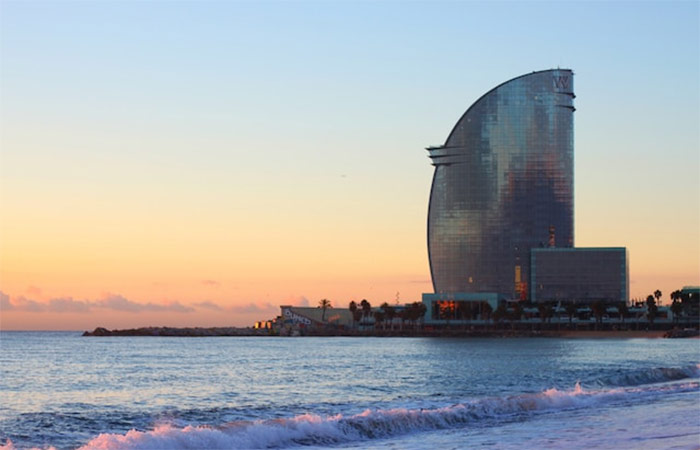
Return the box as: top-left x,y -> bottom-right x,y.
594,363 -> 700,387
3,368 -> 697,450
64,380 -> 697,450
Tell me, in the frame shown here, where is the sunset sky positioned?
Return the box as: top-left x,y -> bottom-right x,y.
1,1 -> 698,330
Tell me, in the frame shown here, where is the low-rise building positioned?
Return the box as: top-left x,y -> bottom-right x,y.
279,305 -> 354,329
530,247 -> 628,304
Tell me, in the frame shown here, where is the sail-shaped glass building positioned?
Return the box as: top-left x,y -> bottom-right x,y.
426,69 -> 575,299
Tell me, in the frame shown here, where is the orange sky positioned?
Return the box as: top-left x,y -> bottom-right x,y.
1,1 -> 698,330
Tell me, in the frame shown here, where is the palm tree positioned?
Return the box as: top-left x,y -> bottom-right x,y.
509,303 -> 522,330
538,303 -> 553,326
318,299 -> 331,322
482,302 -> 493,323
670,289 -> 681,304
670,299 -> 683,325
409,301 -> 427,330
565,303 -> 578,326
670,290 -> 684,317
493,304 -> 506,330
654,290 -> 662,306
646,295 -> 657,327
618,302 -> 629,326
591,300 -> 605,330
418,301 -> 427,320
373,310 -> 385,330
360,299 -> 372,324
352,309 -> 363,326
349,301 -> 359,329
381,302 -> 396,330
397,308 -> 409,331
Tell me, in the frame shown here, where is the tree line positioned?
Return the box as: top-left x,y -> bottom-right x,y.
312,287 -> 696,330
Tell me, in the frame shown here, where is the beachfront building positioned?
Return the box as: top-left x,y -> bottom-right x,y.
279,305 -> 354,329
679,286 -> 699,320
426,69 -> 574,300
422,69 -> 630,324
422,293 -> 498,323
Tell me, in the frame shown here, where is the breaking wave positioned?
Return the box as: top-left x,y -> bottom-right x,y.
75,380 -> 697,449
593,363 -> 700,387
3,365 -> 697,450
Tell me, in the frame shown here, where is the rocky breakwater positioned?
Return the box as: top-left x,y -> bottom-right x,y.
82,326 -> 266,337
663,328 -> 700,338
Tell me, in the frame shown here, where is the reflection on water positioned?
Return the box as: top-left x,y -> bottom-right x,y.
0,332 -> 698,449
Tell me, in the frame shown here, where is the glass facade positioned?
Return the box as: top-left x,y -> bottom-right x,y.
530,248 -> 629,303
427,69 -> 575,298
422,292 -> 499,323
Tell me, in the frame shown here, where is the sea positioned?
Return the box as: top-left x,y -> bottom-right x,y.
0,332 -> 698,450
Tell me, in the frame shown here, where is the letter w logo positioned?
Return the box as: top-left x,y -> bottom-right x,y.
553,76 -> 569,89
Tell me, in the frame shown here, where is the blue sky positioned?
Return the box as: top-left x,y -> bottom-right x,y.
1,0 -> 698,328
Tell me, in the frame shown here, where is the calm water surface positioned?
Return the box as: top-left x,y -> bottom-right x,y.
0,332 -> 698,449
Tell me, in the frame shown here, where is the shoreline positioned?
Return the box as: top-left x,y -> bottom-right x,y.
81,327 -> 698,339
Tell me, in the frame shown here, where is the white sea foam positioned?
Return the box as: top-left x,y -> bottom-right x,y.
3,364 -> 697,450
67,379 -> 698,450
